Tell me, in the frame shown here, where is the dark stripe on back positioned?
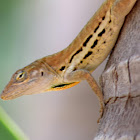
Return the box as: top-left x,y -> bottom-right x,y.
83,51 -> 93,59
98,29 -> 106,37
69,47 -> 83,63
83,35 -> 93,46
91,39 -> 98,49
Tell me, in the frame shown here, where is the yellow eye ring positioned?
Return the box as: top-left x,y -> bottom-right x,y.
16,71 -> 25,81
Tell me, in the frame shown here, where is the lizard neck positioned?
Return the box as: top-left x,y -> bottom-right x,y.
42,0 -> 125,76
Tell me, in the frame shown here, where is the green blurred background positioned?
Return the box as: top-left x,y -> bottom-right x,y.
0,0 -> 106,140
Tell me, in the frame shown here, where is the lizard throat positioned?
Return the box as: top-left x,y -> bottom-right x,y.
49,82 -> 79,91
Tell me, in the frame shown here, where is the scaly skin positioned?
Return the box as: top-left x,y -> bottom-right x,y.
1,0 -> 137,120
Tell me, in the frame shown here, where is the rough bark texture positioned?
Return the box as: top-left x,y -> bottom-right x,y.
94,1 -> 140,140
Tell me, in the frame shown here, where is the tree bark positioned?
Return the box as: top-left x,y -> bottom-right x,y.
94,1 -> 140,140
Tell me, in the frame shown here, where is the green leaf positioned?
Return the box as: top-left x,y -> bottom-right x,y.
0,106 -> 29,140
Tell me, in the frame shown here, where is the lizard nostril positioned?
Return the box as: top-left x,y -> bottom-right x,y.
1,93 -> 5,100
1,90 -> 8,100
41,72 -> 44,76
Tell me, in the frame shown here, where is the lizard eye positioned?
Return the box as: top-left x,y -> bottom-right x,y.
16,71 -> 26,81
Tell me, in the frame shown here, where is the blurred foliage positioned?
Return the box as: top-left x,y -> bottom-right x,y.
0,1 -> 29,139
0,106 -> 29,140
0,0 -> 27,90
0,0 -> 20,49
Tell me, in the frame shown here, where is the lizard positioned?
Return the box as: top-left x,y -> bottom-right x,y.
1,0 -> 136,118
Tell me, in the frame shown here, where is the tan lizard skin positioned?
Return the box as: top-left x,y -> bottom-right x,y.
1,0 -> 137,119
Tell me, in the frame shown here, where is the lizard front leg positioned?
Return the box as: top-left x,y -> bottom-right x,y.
64,70 -> 104,122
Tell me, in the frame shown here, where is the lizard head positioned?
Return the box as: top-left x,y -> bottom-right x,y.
1,60 -> 59,100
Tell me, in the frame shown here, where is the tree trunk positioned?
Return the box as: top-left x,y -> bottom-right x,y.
95,1 -> 140,140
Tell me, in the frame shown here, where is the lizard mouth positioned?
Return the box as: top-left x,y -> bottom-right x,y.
1,94 -> 15,100
1,90 -> 23,100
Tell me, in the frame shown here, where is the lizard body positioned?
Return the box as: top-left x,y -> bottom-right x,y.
1,0 -> 136,116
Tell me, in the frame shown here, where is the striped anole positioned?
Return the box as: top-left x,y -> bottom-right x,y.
1,0 -> 136,117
